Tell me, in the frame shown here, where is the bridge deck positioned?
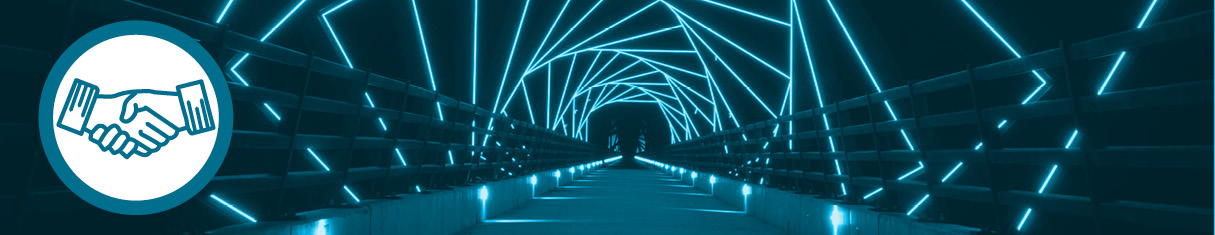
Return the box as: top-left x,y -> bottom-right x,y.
460,161 -> 782,234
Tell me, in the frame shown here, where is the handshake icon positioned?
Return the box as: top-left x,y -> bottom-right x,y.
57,79 -> 216,158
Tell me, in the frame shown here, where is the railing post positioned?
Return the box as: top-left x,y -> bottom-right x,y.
378,78 -> 413,196
864,92 -> 892,208
966,64 -> 1006,233
834,101 -> 859,204
337,69 -> 373,205
1060,40 -> 1105,233
907,80 -> 937,221
271,52 -> 316,220
815,105 -> 831,197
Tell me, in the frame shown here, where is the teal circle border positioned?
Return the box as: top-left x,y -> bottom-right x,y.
37,20 -> 233,215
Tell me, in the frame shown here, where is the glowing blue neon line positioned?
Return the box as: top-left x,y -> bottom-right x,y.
699,0 -> 790,26
230,54 -> 251,86
615,100 -> 658,103
547,63 -> 552,129
524,0 -> 573,72
960,0 -> 1020,58
1136,0 -> 1158,29
862,188 -> 883,199
472,0 -> 478,105
576,60 -> 640,96
653,72 -> 696,139
377,118 -> 388,131
320,0 -> 355,68
997,120 -> 1008,128
959,0 -> 1050,105
840,183 -> 847,195
215,0 -> 236,24
821,0 -> 917,150
533,25 -> 684,75
827,136 -> 838,152
551,54 -> 583,130
614,51 -> 706,78
489,0 -> 533,118
596,49 -> 696,53
1098,2 -> 1158,95
394,148 -> 407,166
666,75 -> 712,102
521,78 -> 537,124
343,185 -> 361,203
226,0 -> 309,124
897,161 -> 924,180
899,129 -> 915,151
672,9 -> 790,79
658,73 -> 714,123
941,162 -> 964,182
411,0 -> 445,121
1096,51 -> 1127,95
612,82 -> 668,86
1017,208 -> 1032,230
1064,129 -> 1079,149
530,0 -> 604,70
691,38 -> 743,129
262,103 -> 282,121
634,86 -> 679,101
557,53 -> 614,122
906,194 -> 929,216
882,101 -> 898,120
210,194 -> 257,223
305,148 -> 332,171
974,142 -> 984,150
228,0 -> 308,124
1019,74 -> 1048,105
594,71 -> 660,88
833,159 -> 843,175
260,0 -> 308,42
1037,164 -> 1058,194
363,92 -> 376,108
826,0 -> 880,91
548,1 -> 660,71
582,25 -> 682,52
673,16 -> 775,118
668,8 -> 721,131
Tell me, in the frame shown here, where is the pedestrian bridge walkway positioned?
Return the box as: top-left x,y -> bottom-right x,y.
461,161 -> 782,234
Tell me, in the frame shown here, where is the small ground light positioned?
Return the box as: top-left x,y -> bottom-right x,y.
831,205 -> 844,235
709,175 -> 717,195
530,175 -> 538,198
478,186 -> 489,221
690,172 -> 698,187
742,184 -> 752,213
554,171 -> 561,187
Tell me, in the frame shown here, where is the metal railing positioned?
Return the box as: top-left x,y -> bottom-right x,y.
1,0 -> 609,232
654,10 -> 1213,234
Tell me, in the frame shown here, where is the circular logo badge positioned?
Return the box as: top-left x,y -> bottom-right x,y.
38,21 -> 232,215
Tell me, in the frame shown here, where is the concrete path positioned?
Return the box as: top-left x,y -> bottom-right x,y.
459,161 -> 783,234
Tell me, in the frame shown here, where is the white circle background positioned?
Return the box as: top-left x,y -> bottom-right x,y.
51,35 -> 219,201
